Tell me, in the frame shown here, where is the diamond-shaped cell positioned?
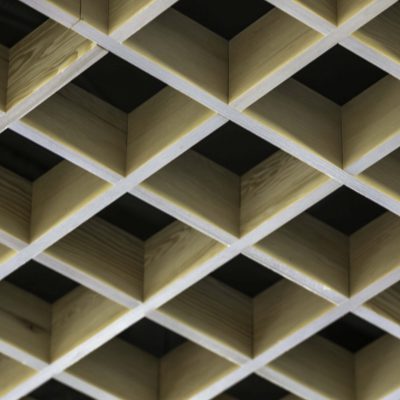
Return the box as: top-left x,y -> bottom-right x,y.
265,314 -> 399,400
141,120 -> 329,242
64,317 -> 237,400
28,379 -> 93,400
155,254 -> 332,362
250,186 -> 397,302
0,260 -> 127,368
0,129 -> 109,245
126,0 -> 321,106
217,374 -> 289,400
244,42 -> 400,176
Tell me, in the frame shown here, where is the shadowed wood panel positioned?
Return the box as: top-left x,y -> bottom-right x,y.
125,9 -> 228,102
342,76 -> 400,173
254,213 -> 349,298
350,212 -> 400,296
22,84 -> 127,177
0,281 -> 51,363
266,336 -> 354,400
7,20 -> 96,110
141,151 -> 240,237
245,79 -> 341,167
144,221 -> 226,298
127,86 -> 216,175
0,354 -> 36,397
0,45 -> 8,113
51,287 -> 128,360
45,217 -> 144,303
65,338 -> 158,399
241,151 -> 332,236
356,335 -> 400,399
31,161 -> 111,241
160,342 -> 237,400
0,166 -> 31,244
352,2 -> 400,66
254,280 -> 334,356
158,277 -> 252,357
337,0 -> 377,25
295,0 -> 337,25
229,9 -> 322,106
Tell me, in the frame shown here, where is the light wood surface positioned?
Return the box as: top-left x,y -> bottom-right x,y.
0,0 -> 400,399
145,221 -> 225,298
126,9 -> 228,102
229,9 -> 322,107
241,151 -> 332,236
245,79 -> 341,167
142,151 -> 240,238
65,338 -> 158,400
7,20 -> 96,110
31,161 -> 111,241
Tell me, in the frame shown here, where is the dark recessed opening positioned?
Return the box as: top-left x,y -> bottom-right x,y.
98,193 -> 175,240
0,0 -> 47,48
318,314 -> 385,353
226,374 -> 288,400
5,260 -> 78,303
294,45 -> 387,105
72,53 -> 165,112
173,0 -> 274,40
0,129 -> 62,181
29,379 -> 93,400
119,318 -> 187,358
193,122 -> 278,175
211,255 -> 281,297
307,187 -> 385,235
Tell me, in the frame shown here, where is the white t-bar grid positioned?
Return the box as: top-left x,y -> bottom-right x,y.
0,0 -> 399,399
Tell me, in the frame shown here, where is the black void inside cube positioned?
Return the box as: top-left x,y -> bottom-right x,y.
173,0 -> 274,40
0,0 -> 47,48
72,53 -> 166,113
118,318 -> 187,358
318,314 -> 385,353
0,129 -> 62,182
307,186 -> 386,235
211,254 -> 282,298
29,379 -> 93,400
98,193 -> 175,241
193,121 -> 278,176
223,374 -> 289,400
294,45 -> 387,106
4,260 -> 78,303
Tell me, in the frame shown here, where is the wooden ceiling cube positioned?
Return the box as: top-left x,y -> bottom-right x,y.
1,0 -> 400,399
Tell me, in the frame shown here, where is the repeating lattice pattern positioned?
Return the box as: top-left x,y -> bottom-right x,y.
1,0 -> 400,399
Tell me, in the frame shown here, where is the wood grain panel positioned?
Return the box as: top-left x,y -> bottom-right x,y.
158,277 -> 252,357
295,0 -> 337,24
267,336 -> 354,400
246,79 -> 341,167
343,76 -> 400,173
0,45 -> 8,113
66,338 -> 158,400
160,342 -> 237,400
0,166 -> 32,244
145,221 -> 226,298
0,282 -> 51,363
51,287 -> 128,360
230,9 -> 322,105
127,86 -> 216,174
126,9 -> 228,102
45,217 -> 144,302
255,213 -> 349,297
31,161 -> 111,241
22,84 -> 127,177
254,280 -> 334,356
241,151 -> 331,236
141,151 -> 240,237
7,20 -> 96,110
